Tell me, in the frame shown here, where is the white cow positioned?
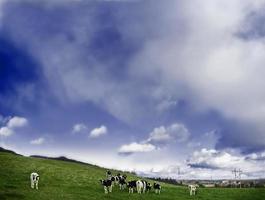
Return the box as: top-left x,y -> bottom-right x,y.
188,184 -> 197,196
136,180 -> 144,194
30,172 -> 40,190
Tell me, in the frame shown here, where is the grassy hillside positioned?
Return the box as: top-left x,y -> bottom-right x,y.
0,151 -> 264,200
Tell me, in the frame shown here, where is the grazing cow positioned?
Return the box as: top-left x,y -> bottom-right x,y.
146,182 -> 152,193
100,179 -> 113,194
188,185 -> 197,196
128,180 -> 137,193
118,175 -> 127,190
30,172 -> 40,190
153,183 -> 161,194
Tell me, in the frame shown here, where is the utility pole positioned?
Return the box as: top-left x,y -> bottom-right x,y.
232,168 -> 242,188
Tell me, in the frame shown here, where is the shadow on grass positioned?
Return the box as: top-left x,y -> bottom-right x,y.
0,192 -> 25,200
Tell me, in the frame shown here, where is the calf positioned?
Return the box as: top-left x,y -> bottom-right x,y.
30,172 -> 40,190
127,180 -> 137,193
153,183 -> 161,194
188,185 -> 197,196
100,179 -> 113,194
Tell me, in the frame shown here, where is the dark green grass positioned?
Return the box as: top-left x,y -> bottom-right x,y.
0,152 -> 264,200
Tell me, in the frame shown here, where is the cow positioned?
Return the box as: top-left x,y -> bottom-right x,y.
30,172 -> 40,190
114,175 -> 120,185
153,182 -> 161,194
106,170 -> 112,180
118,175 -> 127,190
100,179 -> 113,194
128,180 -> 137,193
136,180 -> 145,194
188,184 -> 197,196
141,180 -> 147,193
110,176 -> 116,187
146,182 -> 152,193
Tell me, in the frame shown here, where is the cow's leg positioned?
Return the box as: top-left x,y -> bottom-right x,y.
104,186 -> 108,194
36,181 -> 38,190
31,180 -> 34,189
109,185 -> 112,193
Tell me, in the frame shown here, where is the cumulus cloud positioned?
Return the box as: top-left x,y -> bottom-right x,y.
89,125 -> 108,138
0,127 -> 14,137
72,123 -> 87,134
147,123 -> 190,144
118,142 -> 156,155
185,148 -> 265,179
187,148 -> 243,169
30,137 -> 45,145
0,116 -> 28,137
119,122 -> 190,156
246,151 -> 265,161
7,116 -> 28,129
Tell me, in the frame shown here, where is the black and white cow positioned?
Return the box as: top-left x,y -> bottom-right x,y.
110,176 -> 116,187
153,183 -> 161,194
106,170 -> 112,180
141,180 -> 148,193
127,180 -> 137,193
146,182 -> 152,193
113,175 -> 120,185
100,179 -> 113,194
118,175 -> 127,190
30,172 -> 40,190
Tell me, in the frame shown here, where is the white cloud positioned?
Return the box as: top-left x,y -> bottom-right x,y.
0,127 -> 14,137
187,148 -> 243,169
30,137 -> 45,145
72,123 -> 87,134
89,125 -> 108,138
0,116 -> 28,137
7,116 -> 28,129
127,0 -> 265,149
147,123 -> 190,144
119,122 -> 190,156
118,142 -> 156,154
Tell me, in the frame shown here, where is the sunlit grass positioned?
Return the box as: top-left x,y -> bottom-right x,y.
0,152 -> 264,200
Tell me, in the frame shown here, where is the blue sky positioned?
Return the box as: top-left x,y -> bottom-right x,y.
1,0 -> 265,179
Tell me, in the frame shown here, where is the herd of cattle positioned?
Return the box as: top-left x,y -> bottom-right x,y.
100,170 -> 162,194
30,171 -> 197,196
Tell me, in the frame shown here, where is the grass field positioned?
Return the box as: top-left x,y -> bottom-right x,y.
0,151 -> 264,200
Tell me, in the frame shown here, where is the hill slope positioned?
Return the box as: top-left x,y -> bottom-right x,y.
0,151 -> 264,200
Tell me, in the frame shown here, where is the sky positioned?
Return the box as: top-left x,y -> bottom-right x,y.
0,0 -> 265,180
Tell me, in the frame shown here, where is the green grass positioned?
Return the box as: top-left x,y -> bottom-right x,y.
0,152 -> 264,200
